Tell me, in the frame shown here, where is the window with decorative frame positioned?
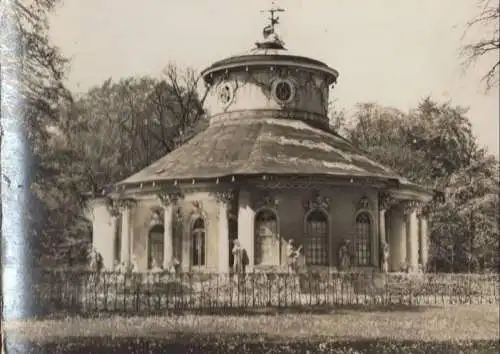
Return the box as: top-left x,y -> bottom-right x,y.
305,210 -> 329,265
191,218 -> 206,267
355,212 -> 372,266
148,225 -> 164,269
254,209 -> 279,266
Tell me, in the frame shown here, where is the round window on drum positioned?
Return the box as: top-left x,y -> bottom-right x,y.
217,83 -> 234,107
272,78 -> 296,104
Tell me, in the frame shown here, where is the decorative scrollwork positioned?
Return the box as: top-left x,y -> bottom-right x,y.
254,191 -> 280,210
149,206 -> 164,227
355,195 -> 372,211
303,190 -> 330,212
378,192 -> 396,211
190,200 -> 209,224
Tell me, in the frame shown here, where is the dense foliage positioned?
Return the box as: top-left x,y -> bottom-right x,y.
32,71 -> 208,265
343,98 -> 499,272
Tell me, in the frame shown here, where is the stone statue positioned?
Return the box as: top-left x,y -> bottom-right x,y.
232,239 -> 249,275
287,239 -> 302,273
150,259 -> 162,273
380,240 -> 389,272
338,240 -> 352,270
130,256 -> 139,273
89,247 -> 103,273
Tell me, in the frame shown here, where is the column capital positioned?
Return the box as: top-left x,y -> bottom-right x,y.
378,192 -> 397,211
215,189 -> 236,205
112,197 -> 137,212
402,200 -> 422,216
157,189 -> 183,207
417,204 -> 431,219
105,197 -> 121,217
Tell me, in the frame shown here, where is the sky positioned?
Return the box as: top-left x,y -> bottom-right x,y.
49,0 -> 499,156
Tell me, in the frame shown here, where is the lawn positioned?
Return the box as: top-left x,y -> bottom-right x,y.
4,304 -> 499,353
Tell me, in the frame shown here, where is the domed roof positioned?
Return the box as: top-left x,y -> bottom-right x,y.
118,116 -> 428,196
115,8 -> 432,199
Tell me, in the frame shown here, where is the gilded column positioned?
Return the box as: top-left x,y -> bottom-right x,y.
106,200 -> 121,269
237,190 -> 255,271
216,189 -> 234,273
389,206 -> 406,272
418,207 -> 429,271
119,199 -> 135,265
158,190 -> 182,270
163,204 -> 173,270
404,201 -> 420,273
378,192 -> 394,272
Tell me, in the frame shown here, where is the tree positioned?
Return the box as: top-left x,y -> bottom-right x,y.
344,98 -> 499,272
32,67 -> 208,266
461,0 -> 500,92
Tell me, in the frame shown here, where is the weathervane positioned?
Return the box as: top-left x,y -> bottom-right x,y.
257,2 -> 286,48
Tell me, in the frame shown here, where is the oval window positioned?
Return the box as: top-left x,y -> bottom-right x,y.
217,84 -> 233,106
272,79 -> 295,104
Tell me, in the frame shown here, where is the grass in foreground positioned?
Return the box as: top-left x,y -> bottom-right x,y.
5,304 -> 500,353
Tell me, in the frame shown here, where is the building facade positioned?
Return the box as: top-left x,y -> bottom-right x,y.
89,13 -> 434,274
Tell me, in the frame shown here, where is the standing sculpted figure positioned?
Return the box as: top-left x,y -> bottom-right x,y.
338,239 -> 352,270
380,240 -> 389,272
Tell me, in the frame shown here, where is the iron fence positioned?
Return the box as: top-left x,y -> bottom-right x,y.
32,270 -> 499,315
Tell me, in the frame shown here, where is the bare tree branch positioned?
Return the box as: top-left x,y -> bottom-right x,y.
461,0 -> 500,92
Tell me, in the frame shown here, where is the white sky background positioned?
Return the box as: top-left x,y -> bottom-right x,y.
49,0 -> 499,156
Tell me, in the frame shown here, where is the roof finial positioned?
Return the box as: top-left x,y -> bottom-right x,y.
256,2 -> 286,49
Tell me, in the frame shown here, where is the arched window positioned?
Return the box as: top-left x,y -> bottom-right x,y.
148,225 -> 164,269
114,215 -> 122,264
254,210 -> 279,266
355,212 -> 372,266
191,218 -> 206,266
305,210 -> 329,265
